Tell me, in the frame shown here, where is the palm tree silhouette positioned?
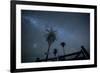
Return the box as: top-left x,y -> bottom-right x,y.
53,48 -> 57,56
45,27 -> 56,61
60,42 -> 66,56
53,48 -> 58,60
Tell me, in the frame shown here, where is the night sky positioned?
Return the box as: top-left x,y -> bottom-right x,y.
21,10 -> 90,63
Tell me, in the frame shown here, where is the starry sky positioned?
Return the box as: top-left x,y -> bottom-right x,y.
21,10 -> 90,63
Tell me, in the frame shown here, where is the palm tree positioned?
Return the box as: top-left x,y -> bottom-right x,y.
60,42 -> 66,56
53,48 -> 57,56
53,48 -> 58,61
45,27 -> 56,61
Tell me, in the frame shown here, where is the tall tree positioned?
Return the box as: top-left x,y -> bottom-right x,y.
53,48 -> 58,60
53,48 -> 57,56
60,42 -> 66,56
45,27 -> 56,61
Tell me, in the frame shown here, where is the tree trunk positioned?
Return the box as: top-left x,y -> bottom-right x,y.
46,44 -> 51,61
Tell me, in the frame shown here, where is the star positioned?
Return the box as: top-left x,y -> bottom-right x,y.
33,43 -> 37,48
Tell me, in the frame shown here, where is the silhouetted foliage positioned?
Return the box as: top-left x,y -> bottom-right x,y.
60,42 -> 66,57
61,42 -> 66,48
46,27 -> 56,46
53,48 -> 58,56
38,46 -> 90,62
45,27 -> 57,60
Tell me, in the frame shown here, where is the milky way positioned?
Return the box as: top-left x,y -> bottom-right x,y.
21,10 -> 90,63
